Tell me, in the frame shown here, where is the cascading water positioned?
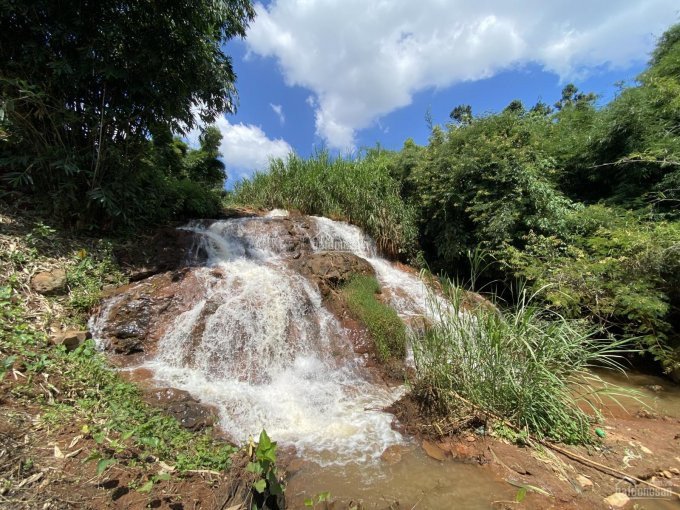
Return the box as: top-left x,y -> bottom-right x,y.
312,216 -> 449,323
93,212 -> 446,465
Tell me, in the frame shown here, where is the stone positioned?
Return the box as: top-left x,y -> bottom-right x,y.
422,440 -> 447,461
661,470 -> 673,479
146,388 -> 217,431
576,474 -> 593,491
31,269 -> 67,295
50,329 -> 91,351
603,493 -> 629,508
669,468 -> 680,476
380,445 -> 404,465
293,251 -> 375,295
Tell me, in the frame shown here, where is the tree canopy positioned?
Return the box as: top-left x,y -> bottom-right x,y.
0,0 -> 254,223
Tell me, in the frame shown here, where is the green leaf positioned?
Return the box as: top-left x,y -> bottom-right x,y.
304,498 -> 314,507
252,479 -> 267,494
137,480 -> 154,493
82,450 -> 101,464
257,429 -> 273,452
246,462 -> 263,475
96,458 -> 116,475
156,472 -> 171,482
317,491 -> 331,502
515,486 -> 527,502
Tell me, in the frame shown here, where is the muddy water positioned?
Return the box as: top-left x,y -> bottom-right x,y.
286,444 -> 516,509
593,369 -> 680,418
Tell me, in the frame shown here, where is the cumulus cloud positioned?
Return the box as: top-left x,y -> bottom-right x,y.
246,0 -> 679,149
187,115 -> 293,181
270,103 -> 285,124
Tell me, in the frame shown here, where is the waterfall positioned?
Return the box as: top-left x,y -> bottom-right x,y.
94,213 -> 447,465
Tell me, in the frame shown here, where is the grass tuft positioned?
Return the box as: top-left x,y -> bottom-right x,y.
342,275 -> 407,362
412,281 -> 634,444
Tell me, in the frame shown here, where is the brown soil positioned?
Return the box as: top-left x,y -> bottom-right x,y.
0,382 -> 257,510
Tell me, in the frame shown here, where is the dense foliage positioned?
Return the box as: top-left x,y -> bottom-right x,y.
420,26 -> 679,372
0,0 -> 254,225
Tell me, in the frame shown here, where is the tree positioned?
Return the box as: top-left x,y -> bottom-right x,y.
449,104 -> 473,125
186,126 -> 227,189
0,0 -> 254,223
553,84 -> 596,110
503,99 -> 525,115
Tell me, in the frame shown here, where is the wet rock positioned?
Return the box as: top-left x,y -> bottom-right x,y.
146,388 -> 217,431
446,442 -> 481,462
603,493 -> 630,508
294,251 -> 375,295
31,268 -> 66,295
422,440 -> 447,461
50,329 -> 91,351
114,228 -> 202,280
107,296 -> 152,354
576,474 -> 593,491
380,445 -> 404,465
95,272 -> 190,356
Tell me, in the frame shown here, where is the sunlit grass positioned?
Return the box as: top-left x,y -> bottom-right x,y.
412,280 -> 636,444
229,150 -> 419,260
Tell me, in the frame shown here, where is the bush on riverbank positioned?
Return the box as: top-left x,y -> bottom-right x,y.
411,282 -> 631,443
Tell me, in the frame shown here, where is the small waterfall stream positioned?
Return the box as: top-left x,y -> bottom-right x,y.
139,213 -> 442,465
93,212 -> 444,465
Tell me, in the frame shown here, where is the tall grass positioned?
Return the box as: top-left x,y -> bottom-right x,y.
412,282 -> 633,443
229,150 -> 419,260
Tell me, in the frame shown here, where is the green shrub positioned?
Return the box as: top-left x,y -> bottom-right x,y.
411,113 -> 574,272
341,275 -> 407,362
503,205 -> 680,372
412,283 -> 632,444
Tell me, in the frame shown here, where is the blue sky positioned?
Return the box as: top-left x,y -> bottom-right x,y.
189,1 -> 680,185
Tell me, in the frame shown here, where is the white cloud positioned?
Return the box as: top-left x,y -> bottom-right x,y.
246,0 -> 679,149
187,115 -> 293,181
270,103 -> 285,124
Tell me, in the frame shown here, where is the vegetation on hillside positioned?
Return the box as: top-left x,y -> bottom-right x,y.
341,275 -> 407,363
